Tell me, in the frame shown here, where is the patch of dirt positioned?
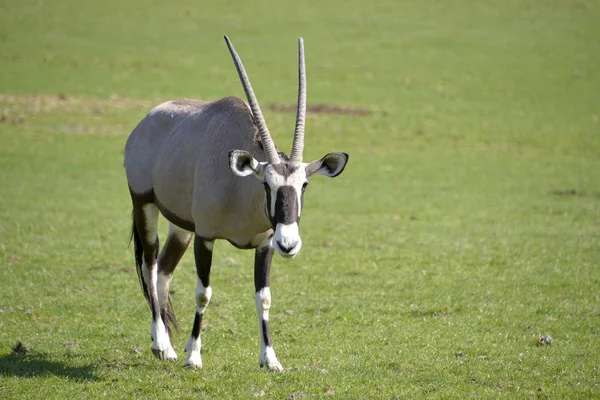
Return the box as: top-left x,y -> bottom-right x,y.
89,264 -> 134,273
6,254 -> 21,262
551,189 -> 586,197
410,309 -> 447,318
266,103 -> 374,116
102,359 -> 128,369
0,93 -> 155,114
0,94 -> 378,118
0,110 -> 25,125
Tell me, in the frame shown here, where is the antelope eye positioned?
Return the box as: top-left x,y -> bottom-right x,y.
302,182 -> 308,191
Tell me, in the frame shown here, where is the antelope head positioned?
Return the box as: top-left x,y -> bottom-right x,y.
226,36 -> 349,258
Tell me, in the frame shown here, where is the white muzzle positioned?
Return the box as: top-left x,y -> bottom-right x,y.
271,222 -> 302,257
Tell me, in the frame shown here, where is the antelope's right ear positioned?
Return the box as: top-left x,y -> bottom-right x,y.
229,150 -> 266,177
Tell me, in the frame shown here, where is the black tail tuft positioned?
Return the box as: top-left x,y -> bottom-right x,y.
130,209 -> 179,337
130,210 -> 150,306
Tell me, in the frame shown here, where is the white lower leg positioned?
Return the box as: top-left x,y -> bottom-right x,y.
256,287 -> 282,371
146,262 -> 176,360
184,283 -> 211,368
151,317 -> 177,360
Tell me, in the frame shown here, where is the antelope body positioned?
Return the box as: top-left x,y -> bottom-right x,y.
124,36 -> 348,370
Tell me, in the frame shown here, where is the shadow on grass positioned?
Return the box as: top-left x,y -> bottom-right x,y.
0,352 -> 99,382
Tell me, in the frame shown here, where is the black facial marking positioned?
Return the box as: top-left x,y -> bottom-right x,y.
271,162 -> 299,176
264,183 -> 273,223
274,185 -> 298,225
299,188 -> 305,224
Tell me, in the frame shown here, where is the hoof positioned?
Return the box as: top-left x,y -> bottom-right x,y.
261,360 -> 283,372
151,346 -> 178,361
183,359 -> 203,369
183,349 -> 203,369
260,346 -> 282,371
183,337 -> 202,368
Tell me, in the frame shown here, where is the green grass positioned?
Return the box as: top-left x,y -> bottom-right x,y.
1,0 -> 599,398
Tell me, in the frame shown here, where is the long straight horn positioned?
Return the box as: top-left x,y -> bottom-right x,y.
224,36 -> 280,164
290,38 -> 306,163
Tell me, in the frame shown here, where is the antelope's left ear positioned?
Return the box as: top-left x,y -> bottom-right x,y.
305,152 -> 349,178
229,150 -> 266,178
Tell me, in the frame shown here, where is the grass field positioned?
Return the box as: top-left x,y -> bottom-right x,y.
1,0 -> 599,398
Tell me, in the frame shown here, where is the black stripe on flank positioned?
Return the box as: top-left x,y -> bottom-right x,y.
129,187 -> 195,232
129,187 -> 154,205
154,196 -> 195,232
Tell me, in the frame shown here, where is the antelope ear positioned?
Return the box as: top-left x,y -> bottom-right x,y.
229,150 -> 265,177
305,152 -> 349,178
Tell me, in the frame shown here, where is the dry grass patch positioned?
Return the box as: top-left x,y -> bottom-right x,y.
0,93 -> 157,116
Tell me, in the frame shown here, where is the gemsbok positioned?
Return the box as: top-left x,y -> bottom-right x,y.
124,36 -> 349,371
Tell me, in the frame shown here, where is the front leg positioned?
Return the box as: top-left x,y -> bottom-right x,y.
254,238 -> 283,371
184,236 -> 213,368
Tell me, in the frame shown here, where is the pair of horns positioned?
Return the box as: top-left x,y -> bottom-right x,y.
224,36 -> 306,164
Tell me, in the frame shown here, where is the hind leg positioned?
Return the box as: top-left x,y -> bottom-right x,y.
156,223 -> 193,338
133,203 -> 177,360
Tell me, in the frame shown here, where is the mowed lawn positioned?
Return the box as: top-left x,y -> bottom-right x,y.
1,1 -> 599,399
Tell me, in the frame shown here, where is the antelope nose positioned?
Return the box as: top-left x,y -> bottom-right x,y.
277,240 -> 298,254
